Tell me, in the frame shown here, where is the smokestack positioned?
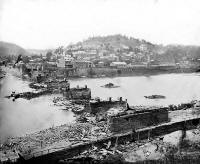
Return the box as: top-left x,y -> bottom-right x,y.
119,97 -> 122,102
109,97 -> 112,102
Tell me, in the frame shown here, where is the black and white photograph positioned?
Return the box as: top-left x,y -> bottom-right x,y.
1,0 -> 200,163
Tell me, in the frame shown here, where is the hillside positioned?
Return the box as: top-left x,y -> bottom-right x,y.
72,34 -> 200,63
0,41 -> 29,57
76,34 -> 156,50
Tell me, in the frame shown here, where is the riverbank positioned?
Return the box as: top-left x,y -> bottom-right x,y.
66,66 -> 199,80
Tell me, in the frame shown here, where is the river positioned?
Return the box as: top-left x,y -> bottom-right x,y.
0,68 -> 75,141
70,73 -> 200,106
1,67 -> 200,140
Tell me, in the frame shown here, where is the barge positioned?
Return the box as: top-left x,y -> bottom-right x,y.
101,83 -> 120,88
144,95 -> 166,99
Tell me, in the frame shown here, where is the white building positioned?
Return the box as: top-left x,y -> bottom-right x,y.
110,62 -> 127,68
57,55 -> 74,68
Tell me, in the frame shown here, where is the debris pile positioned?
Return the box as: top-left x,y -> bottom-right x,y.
5,89 -> 52,101
168,102 -> 194,111
75,112 -> 96,123
64,123 -> 93,141
0,121 -> 111,155
53,97 -> 86,113
62,137 -> 174,163
29,82 -> 47,90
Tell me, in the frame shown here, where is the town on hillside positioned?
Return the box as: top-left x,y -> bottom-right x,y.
1,35 -> 200,82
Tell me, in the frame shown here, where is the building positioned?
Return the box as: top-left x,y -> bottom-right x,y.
57,58 -> 65,68
97,61 -> 105,67
43,62 -> 57,70
110,62 -> 127,68
75,60 -> 94,69
57,55 -> 75,69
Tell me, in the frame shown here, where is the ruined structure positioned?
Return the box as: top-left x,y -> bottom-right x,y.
109,107 -> 169,133
63,85 -> 91,99
88,97 -> 127,114
45,79 -> 70,93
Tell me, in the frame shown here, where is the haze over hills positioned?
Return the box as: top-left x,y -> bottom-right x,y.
0,41 -> 29,57
1,34 -> 200,63
26,49 -> 52,56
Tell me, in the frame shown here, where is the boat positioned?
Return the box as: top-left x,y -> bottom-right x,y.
144,95 -> 166,99
101,83 -> 120,88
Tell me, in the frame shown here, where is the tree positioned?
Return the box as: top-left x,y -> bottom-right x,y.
22,56 -> 29,63
46,51 -> 53,61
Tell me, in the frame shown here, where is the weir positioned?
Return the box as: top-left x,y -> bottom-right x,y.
21,116 -> 200,164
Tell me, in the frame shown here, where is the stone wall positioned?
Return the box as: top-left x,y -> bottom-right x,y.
91,67 -> 117,76
75,67 -> 118,77
109,108 -> 169,133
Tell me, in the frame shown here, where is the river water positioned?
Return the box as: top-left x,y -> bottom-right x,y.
0,68 -> 75,140
1,67 -> 200,140
70,73 -> 200,106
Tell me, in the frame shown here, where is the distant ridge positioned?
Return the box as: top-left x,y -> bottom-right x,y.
1,34 -> 200,63
0,41 -> 29,57
26,49 -> 52,56
70,34 -> 200,63
74,34 -> 156,50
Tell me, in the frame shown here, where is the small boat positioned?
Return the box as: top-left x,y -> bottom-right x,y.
144,95 -> 166,99
101,83 -> 120,88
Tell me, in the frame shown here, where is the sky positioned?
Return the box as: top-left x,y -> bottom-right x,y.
0,0 -> 200,49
